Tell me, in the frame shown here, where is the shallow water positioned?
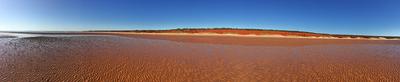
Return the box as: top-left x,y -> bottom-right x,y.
0,33 -> 400,81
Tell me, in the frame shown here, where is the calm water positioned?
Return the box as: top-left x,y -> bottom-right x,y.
1,33 -> 400,81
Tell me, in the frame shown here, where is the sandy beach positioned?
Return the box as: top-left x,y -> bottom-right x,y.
1,32 -> 400,81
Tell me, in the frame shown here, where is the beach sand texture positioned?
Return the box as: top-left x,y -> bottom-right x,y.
1,33 -> 400,81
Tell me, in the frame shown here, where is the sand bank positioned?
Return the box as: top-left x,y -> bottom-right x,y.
91,32 -> 400,46
92,32 -> 399,40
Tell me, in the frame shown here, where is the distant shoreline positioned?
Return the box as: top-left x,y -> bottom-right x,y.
89,32 -> 399,41
2,28 -> 400,40
87,28 -> 400,40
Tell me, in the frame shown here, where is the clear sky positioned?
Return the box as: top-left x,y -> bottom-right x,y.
0,0 -> 399,36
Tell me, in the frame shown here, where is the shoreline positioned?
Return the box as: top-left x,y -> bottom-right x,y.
2,31 -> 399,41
90,32 -> 400,41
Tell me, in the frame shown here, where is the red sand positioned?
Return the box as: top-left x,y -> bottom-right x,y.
145,29 -> 327,37
0,33 -> 400,81
114,33 -> 400,46
96,29 -> 399,39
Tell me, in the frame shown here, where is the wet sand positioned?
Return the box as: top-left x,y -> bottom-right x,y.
1,32 -> 400,81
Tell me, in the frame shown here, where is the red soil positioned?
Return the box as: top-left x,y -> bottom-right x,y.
136,29 -> 329,37
93,28 -> 398,39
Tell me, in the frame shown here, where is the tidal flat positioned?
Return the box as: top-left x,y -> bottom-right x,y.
1,32 -> 400,81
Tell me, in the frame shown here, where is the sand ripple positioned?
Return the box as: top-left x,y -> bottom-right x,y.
0,34 -> 400,81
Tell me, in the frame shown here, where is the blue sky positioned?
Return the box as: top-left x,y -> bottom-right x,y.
0,0 -> 399,36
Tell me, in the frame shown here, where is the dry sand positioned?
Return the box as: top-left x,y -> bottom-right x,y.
0,32 -> 400,81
